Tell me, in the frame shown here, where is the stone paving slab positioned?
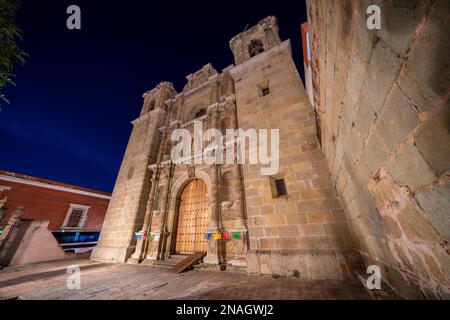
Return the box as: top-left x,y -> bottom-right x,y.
0,259 -> 371,300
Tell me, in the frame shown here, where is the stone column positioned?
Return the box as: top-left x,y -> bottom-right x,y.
130,125 -> 168,264
225,104 -> 248,267
209,164 -> 220,229
207,111 -> 221,230
160,163 -> 174,260
141,168 -> 157,232
231,111 -> 247,228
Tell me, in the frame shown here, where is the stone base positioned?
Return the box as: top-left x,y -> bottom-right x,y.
203,252 -> 220,265
247,249 -> 362,280
228,258 -> 247,267
127,257 -> 141,265
91,244 -> 136,263
141,258 -> 156,266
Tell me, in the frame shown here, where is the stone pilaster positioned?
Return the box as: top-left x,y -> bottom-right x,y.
129,167 -> 158,262
203,109 -> 222,264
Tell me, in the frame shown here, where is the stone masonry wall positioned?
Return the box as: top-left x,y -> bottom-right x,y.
307,0 -> 449,298
229,18 -> 362,280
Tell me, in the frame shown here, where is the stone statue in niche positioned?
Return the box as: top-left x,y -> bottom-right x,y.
187,165 -> 195,178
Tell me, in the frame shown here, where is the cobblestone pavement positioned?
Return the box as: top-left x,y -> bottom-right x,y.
0,258 -> 371,300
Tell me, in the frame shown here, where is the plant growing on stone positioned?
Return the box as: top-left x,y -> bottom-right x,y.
0,0 -> 27,110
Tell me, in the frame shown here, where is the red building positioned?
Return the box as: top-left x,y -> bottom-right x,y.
0,170 -> 111,254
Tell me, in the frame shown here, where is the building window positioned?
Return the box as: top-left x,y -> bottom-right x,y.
261,87 -> 270,96
67,209 -> 84,227
149,99 -> 156,111
269,176 -> 288,198
62,204 -> 90,229
248,39 -> 264,57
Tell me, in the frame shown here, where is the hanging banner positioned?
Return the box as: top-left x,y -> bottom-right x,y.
153,234 -> 160,241
148,235 -> 153,241
212,233 -> 222,240
142,234 -> 147,241
221,231 -> 231,240
205,233 -> 212,240
135,234 -> 142,241
231,232 -> 241,240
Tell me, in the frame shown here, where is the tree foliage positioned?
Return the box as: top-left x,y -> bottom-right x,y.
0,0 -> 27,107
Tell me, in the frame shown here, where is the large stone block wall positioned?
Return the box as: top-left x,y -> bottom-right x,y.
306,0 -> 449,298
229,36 -> 362,279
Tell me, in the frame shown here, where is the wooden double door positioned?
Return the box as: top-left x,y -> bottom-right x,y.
175,179 -> 209,253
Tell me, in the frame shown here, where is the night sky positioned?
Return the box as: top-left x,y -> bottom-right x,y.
0,0 -> 308,193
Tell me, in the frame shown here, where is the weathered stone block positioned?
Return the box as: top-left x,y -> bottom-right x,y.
354,95 -> 377,139
382,215 -> 402,239
249,226 -> 264,238
346,52 -> 367,103
379,0 -> 432,55
306,211 -> 332,223
397,202 -> 439,242
397,0 -> 450,112
377,85 -> 419,152
362,41 -> 402,113
360,133 -> 390,175
265,214 -> 286,225
299,224 -> 324,235
285,213 -> 307,224
415,106 -> 450,177
264,226 -> 278,237
259,238 -> 278,250
277,225 -> 299,237
423,253 -> 447,283
416,181 -> 450,240
350,0 -> 377,62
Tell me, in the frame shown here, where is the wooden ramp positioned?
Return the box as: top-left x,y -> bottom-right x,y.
167,252 -> 206,274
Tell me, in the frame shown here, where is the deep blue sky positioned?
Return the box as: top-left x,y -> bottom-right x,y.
0,0 -> 308,193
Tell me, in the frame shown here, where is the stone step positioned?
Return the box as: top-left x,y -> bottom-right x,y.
154,259 -> 181,267
153,254 -> 196,269
155,259 -> 179,264
169,254 -> 189,260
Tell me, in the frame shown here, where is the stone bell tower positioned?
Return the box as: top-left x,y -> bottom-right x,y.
91,82 -> 176,263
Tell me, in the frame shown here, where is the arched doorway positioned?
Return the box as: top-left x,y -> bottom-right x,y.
175,179 -> 208,253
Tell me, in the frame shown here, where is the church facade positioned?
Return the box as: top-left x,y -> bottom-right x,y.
92,16 -> 361,279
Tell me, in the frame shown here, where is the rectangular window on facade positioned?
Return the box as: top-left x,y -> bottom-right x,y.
63,204 -> 90,229
269,176 -> 288,198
